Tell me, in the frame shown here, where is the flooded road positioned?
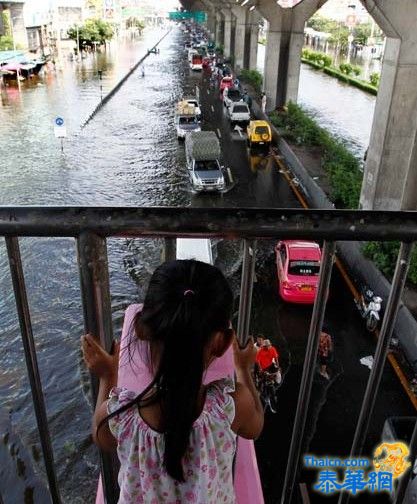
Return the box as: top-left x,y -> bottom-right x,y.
0,28 -> 413,504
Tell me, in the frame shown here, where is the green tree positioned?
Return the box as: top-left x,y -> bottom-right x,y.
68,19 -> 114,50
353,23 -> 372,45
0,35 -> 14,51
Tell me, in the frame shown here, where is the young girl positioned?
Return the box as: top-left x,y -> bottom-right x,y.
82,259 -> 264,503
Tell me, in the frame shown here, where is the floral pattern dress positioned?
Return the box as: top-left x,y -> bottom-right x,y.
107,377 -> 237,504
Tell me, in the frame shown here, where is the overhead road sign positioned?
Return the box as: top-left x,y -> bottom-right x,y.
169,11 -> 207,23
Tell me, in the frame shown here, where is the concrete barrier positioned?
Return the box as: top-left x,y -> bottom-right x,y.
82,30 -> 171,128
251,101 -> 417,374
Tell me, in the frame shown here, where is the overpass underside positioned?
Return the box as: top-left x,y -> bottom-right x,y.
179,0 -> 417,213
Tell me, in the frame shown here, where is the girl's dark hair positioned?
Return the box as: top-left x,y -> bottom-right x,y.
100,259 -> 233,482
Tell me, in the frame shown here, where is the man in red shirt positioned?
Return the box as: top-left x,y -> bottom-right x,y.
256,339 -> 279,373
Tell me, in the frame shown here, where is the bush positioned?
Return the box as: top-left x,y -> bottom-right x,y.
239,69 -> 263,93
363,242 -> 417,286
353,66 -> 361,77
369,72 -> 380,87
269,102 -> 363,208
339,63 -> 353,75
301,49 -> 332,68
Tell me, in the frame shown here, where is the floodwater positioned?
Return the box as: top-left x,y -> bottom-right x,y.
257,43 -> 376,157
0,28 -> 412,504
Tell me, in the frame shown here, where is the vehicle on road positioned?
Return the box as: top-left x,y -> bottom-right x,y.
202,56 -> 212,69
355,287 -> 382,332
219,76 -> 234,97
247,120 -> 272,148
190,54 -> 203,71
227,102 -> 251,127
223,87 -> 243,109
275,240 -> 322,304
175,101 -> 201,140
183,96 -> 202,121
187,48 -> 198,63
185,131 -> 226,192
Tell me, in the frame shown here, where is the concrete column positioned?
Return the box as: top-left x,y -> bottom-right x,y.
257,0 -> 326,110
9,3 -> 27,49
215,12 -> 223,47
0,6 -> 5,37
222,9 -> 232,58
359,0 -> 417,210
245,11 -> 260,71
231,7 -> 247,71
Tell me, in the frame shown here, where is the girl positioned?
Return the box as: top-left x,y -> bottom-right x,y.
82,259 -> 264,503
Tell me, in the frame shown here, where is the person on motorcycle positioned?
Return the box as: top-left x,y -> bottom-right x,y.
318,329 -> 333,380
256,339 -> 279,374
254,334 -> 265,350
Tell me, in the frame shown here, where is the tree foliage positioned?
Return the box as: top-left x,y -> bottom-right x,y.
0,35 -> 14,51
68,19 -> 114,49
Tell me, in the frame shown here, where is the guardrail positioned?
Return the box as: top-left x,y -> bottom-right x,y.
1,206 -> 416,504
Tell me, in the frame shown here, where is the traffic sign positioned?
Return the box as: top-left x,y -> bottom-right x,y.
55,116 -> 64,126
169,11 -> 207,23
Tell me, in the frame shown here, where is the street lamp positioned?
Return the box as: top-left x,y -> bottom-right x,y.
9,15 -> 21,91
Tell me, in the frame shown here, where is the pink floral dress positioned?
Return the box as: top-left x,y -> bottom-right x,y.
107,378 -> 237,504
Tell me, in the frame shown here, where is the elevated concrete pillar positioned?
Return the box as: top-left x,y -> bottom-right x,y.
201,0 -> 216,39
215,12 -> 224,47
0,6 -> 5,36
245,11 -> 260,71
359,0 -> 417,210
257,0 -> 326,110
222,9 -> 232,58
8,3 -> 27,49
231,6 -> 247,71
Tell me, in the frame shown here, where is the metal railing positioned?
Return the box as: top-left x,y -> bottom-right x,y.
1,206 -> 417,504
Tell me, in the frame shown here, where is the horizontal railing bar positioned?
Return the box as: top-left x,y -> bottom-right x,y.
1,207 -> 417,240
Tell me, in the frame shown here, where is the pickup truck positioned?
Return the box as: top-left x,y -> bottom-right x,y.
227,102 -> 251,127
183,96 -> 202,121
185,131 -> 226,192
175,101 -> 201,140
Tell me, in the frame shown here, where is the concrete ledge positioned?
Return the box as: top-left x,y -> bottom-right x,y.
251,101 -> 417,374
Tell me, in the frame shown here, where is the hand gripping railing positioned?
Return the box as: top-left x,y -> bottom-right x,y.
1,206 -> 417,504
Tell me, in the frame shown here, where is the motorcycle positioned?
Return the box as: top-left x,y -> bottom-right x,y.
355,287 -> 383,332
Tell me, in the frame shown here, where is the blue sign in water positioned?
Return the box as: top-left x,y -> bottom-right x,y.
55,117 -> 64,126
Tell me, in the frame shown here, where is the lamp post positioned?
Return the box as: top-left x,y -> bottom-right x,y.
9,15 -> 21,92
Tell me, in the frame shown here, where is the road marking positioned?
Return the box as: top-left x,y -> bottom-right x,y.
216,128 -> 221,138
211,105 -> 214,112
207,89 -> 210,95
271,149 -> 417,411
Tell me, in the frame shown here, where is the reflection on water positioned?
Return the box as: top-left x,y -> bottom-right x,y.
257,44 -> 375,156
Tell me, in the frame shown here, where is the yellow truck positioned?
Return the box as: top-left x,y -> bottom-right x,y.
246,120 -> 272,149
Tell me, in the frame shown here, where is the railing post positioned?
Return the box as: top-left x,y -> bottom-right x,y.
281,240 -> 336,504
76,232 -> 119,504
338,241 -> 414,504
162,238 -> 176,263
5,236 -> 61,504
237,239 -> 257,346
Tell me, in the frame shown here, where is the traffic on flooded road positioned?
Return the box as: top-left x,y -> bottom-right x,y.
0,24 -> 414,504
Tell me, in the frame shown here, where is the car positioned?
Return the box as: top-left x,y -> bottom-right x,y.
227,102 -> 250,127
202,56 -> 212,69
246,120 -> 272,148
275,240 -> 322,304
223,87 -> 243,109
219,76 -> 234,97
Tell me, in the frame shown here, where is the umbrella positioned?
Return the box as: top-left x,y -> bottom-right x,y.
2,62 -> 24,72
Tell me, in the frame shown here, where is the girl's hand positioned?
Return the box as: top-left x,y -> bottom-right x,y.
81,334 -> 120,379
233,336 -> 257,371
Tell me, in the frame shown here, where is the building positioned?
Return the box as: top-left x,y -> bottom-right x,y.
24,0 -> 83,58
318,0 -> 371,24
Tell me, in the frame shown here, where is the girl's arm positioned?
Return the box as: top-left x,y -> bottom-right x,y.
81,334 -> 119,451
231,337 -> 264,439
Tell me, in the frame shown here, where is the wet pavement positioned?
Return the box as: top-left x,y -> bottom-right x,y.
0,28 -> 414,504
